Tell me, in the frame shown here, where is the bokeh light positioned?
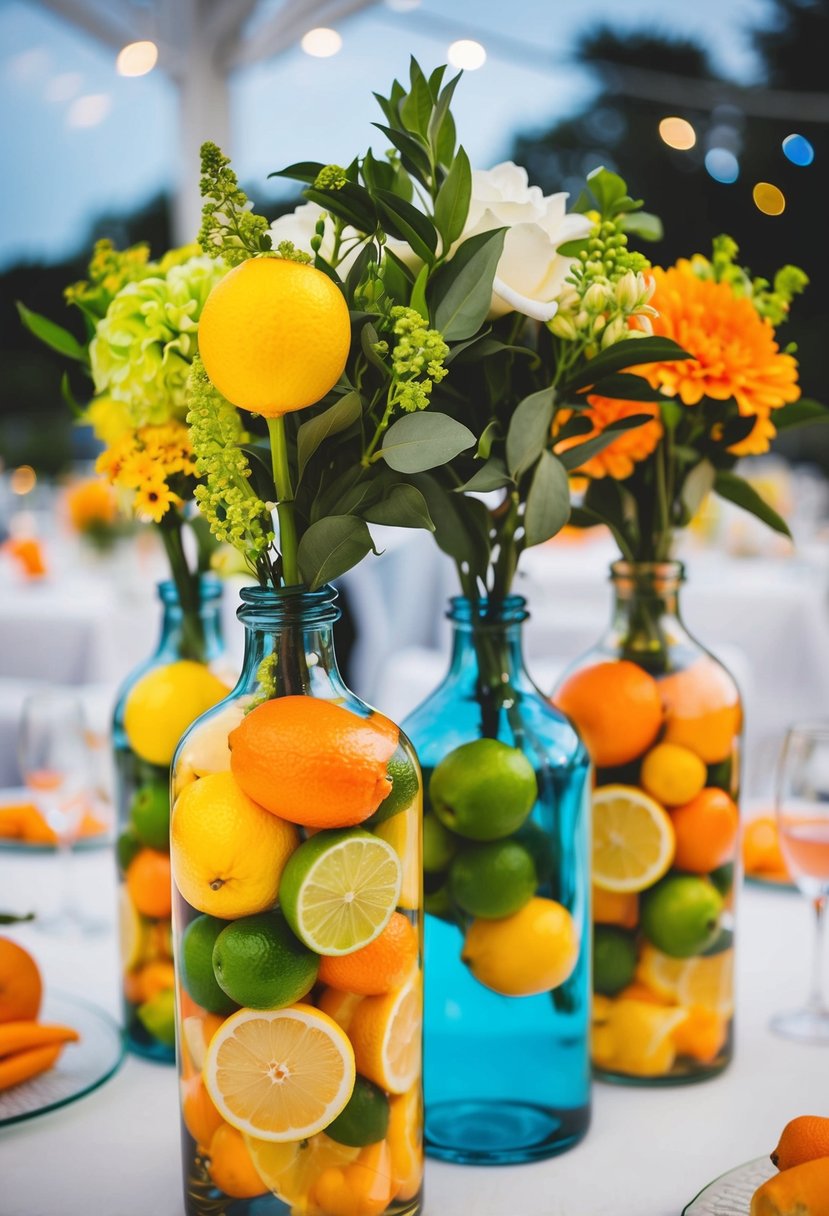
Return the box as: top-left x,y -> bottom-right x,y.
753,182 -> 786,216
782,133 -> 814,166
705,148 -> 739,184
10,466 -> 36,495
66,94 -> 111,129
385,0 -> 421,9
44,71 -> 82,103
658,116 -> 696,151
300,28 -> 343,57
116,41 -> 158,77
447,40 -> 487,71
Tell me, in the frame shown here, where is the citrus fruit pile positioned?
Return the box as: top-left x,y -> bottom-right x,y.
554,655 -> 741,1079
422,737 -> 579,999
117,660 -> 228,1055
171,694 -> 423,1214
751,1115 -> 829,1215
0,937 -> 80,1091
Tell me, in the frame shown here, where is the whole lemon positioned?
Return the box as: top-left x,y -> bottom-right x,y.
640,742 -> 707,807
171,771 -> 299,918
461,897 -> 579,996
124,661 -> 229,766
198,258 -> 351,416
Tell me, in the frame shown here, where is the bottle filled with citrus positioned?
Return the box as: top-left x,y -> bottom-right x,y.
170,585 -> 423,1216
553,561 -> 742,1084
114,577 -> 229,1062
402,595 -> 591,1165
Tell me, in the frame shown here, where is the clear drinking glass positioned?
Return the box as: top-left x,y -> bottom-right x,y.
18,690 -> 90,932
772,721 -> 829,1043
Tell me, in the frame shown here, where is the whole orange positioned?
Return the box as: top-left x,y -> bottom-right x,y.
670,788 -> 739,874
743,816 -> 789,879
0,937 -> 42,1022
658,657 -> 741,765
229,698 -> 399,828
318,912 -> 418,996
553,660 -> 663,768
207,1123 -> 268,1199
181,1074 -> 224,1149
126,848 -> 173,920
198,258 -> 351,417
771,1115 -> 829,1170
752,1157 -> 829,1216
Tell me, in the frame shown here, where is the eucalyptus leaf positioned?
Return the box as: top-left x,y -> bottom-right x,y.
362,483 -> 435,530
381,412 -> 475,473
456,457 -> 512,493
17,302 -> 88,363
557,414 -> 653,471
431,228 -> 507,341
505,387 -> 556,479
297,392 -> 362,480
561,337 -> 690,393
413,473 -> 491,575
524,451 -> 571,547
476,418 -> 499,459
297,515 -> 379,590
434,146 -> 471,249
713,471 -> 792,538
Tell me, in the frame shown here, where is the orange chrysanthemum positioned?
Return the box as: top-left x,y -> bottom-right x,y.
554,395 -> 663,480
66,478 -> 118,531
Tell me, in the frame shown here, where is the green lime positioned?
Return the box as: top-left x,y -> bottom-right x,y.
212,910 -> 319,1008
593,925 -> 637,996
366,745 -> 420,826
710,862 -> 734,898
280,828 -> 402,955
137,988 -> 176,1047
429,739 -> 537,841
641,875 -> 723,958
423,814 -> 458,873
181,915 -> 238,1015
514,821 -> 556,887
130,783 -> 170,851
449,839 -> 537,919
706,757 -> 733,792
325,1075 -> 390,1147
116,828 -> 141,873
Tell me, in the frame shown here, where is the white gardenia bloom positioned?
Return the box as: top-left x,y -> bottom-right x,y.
462,162 -> 593,322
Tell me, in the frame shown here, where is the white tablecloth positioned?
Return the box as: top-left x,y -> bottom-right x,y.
0,846 -> 826,1216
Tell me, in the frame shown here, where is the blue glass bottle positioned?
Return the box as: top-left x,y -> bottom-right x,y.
112,576 -> 227,1062
403,595 -> 591,1165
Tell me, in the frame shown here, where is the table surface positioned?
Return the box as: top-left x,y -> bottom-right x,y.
0,847 -> 826,1216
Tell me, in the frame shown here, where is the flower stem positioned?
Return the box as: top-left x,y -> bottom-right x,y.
157,517 -> 205,662
267,415 -> 300,587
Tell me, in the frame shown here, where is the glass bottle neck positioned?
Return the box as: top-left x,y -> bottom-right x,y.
447,596 -> 529,686
235,585 -> 349,700
155,578 -> 224,663
607,560 -> 688,658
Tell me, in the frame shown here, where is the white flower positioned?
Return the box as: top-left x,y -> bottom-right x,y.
268,202 -> 416,276
461,162 -> 592,322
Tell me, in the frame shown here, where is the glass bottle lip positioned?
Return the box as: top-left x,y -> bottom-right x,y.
447,594 -> 529,626
157,575 -> 222,605
237,582 -> 341,627
610,560 -> 685,593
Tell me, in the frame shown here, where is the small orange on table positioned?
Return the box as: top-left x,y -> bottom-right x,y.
743,816 -> 789,881
0,938 -> 80,1091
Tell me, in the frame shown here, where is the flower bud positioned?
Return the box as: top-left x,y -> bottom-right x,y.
584,282 -> 610,312
550,313 -> 579,341
601,316 -> 627,349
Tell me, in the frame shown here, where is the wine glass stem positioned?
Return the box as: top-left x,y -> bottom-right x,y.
808,896 -> 827,1013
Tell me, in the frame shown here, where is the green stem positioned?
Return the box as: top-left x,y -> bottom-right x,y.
267,416 -> 300,587
158,517 -> 205,662
363,398 -> 395,465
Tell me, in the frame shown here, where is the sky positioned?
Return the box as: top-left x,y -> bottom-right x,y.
0,0 -> 774,270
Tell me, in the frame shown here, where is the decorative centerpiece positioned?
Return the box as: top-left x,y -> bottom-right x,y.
553,237 -> 823,1083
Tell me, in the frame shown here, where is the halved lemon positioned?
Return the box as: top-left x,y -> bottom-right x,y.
387,1083 -> 423,1201
373,804 -> 420,911
119,887 -> 147,971
676,949 -> 735,1017
244,1133 -> 359,1209
204,1004 -> 355,1143
348,974 -> 421,1095
317,987 -> 364,1034
592,785 -> 675,893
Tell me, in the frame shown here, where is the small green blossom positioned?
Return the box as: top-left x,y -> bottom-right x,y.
272,241 -> 312,266
64,239 -> 152,320
198,141 -> 272,266
690,234 -> 808,326
313,165 -> 348,191
387,306 -> 449,413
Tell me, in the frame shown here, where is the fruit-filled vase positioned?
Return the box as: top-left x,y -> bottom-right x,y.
553,561 -> 742,1084
113,576 -> 229,1062
170,584 -> 424,1216
402,595 -> 591,1165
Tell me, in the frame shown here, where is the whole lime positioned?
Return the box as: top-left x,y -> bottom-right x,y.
137,988 -> 176,1048
181,915 -> 238,1015
423,814 -> 458,874
424,882 -> 454,921
130,784 -> 170,851
640,875 -> 723,958
514,821 -> 555,887
366,746 -> 420,826
450,839 -> 537,919
429,739 -> 537,841
710,862 -> 735,898
212,910 -> 319,1008
116,828 -> 141,874
325,1075 -> 389,1147
593,925 -> 637,996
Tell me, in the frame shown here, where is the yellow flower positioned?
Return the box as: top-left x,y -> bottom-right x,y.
85,397 -> 134,446
554,395 -> 663,480
133,480 -> 182,523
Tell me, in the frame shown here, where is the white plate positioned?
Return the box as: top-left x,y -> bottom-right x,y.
683,1158 -> 776,1214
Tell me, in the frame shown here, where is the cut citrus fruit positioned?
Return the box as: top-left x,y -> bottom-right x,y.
203,1004 -> 356,1143
181,1012 -> 225,1072
387,1084 -> 423,1201
244,1133 -> 359,1209
592,785 -> 675,893
675,949 -> 735,1017
347,974 -> 421,1095
119,887 -> 147,971
311,1138 -> 394,1216
635,943 -> 685,1001
373,805 -> 420,911
593,998 -> 686,1077
317,988 -> 364,1034
280,830 -> 402,956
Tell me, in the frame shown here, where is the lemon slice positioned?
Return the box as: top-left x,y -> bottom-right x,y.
592,785 -> 675,893
676,949 -> 735,1017
204,1005 -> 356,1143
119,887 -> 147,971
244,1133 -> 359,1209
348,973 -> 422,1095
373,804 -> 420,911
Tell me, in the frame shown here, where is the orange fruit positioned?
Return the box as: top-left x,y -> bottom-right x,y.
198,257 -> 351,416
743,816 -> 789,878
311,1138 -> 395,1216
207,1123 -> 268,1199
616,981 -> 670,1006
593,886 -> 638,929
318,913 -> 418,996
658,657 -> 741,765
126,849 -> 172,919
182,1011 -> 226,1072
136,960 -> 176,1002
387,1085 -> 423,1201
181,1074 -> 225,1149
229,698 -> 398,829
347,975 -> 422,1095
318,988 -> 364,1033
554,661 -> 662,768
670,788 -> 739,874
0,938 -> 42,1023
771,1115 -> 829,1170
672,1006 -> 727,1064
751,1157 -> 829,1215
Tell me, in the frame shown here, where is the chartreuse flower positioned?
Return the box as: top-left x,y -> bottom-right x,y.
64,238 -> 152,320
687,234 -> 808,327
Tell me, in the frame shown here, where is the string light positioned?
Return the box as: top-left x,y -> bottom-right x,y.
705,148 -> 739,184
10,466 -> 36,496
300,28 -> 343,57
658,117 -> 696,151
782,134 -> 814,166
447,40 -> 487,70
753,182 -> 786,216
116,40 -> 158,77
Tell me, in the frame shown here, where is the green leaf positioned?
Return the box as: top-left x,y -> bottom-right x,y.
297,392 -> 362,480
361,149 -> 396,194
297,515 -> 378,589
713,471 -> 792,539
372,123 -> 432,181
344,241 -> 378,300
359,321 -> 390,373
409,263 -> 430,321
303,183 -> 376,233
621,211 -> 663,241
456,457 -> 512,493
660,399 -> 683,430
581,477 -> 639,560
381,412 -> 475,473
476,418 -> 499,459
413,473 -> 492,576
380,248 -> 415,302
555,414 -> 594,442
586,167 -> 629,214
505,387 -> 556,479
400,61 -> 433,139
557,414 -> 653,471
17,302 -> 88,363
773,398 -> 829,431
524,451 -> 571,547
435,109 -> 457,171
362,483 -> 435,531
434,146 -> 471,249
374,189 -> 438,262
427,64 -> 447,98
561,337 -> 690,393
61,372 -> 85,418
429,73 -> 461,166
431,228 -> 507,341
718,414 -> 757,449
681,459 -> 716,521
268,161 -> 326,184
556,237 -> 591,258
585,372 -> 667,403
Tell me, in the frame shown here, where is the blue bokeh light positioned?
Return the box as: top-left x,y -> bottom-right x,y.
705,147 -> 740,184
782,134 -> 815,166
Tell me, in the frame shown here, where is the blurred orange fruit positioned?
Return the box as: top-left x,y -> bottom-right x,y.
207,1123 -> 268,1199
659,657 -> 741,765
387,1085 -> 423,1201
771,1115 -> 829,1171
0,937 -> 42,1023
592,886 -> 638,929
318,988 -> 364,1034
181,1074 -> 224,1149
136,960 -> 176,1002
126,849 -> 172,919
670,788 -> 739,874
311,1138 -> 394,1216
554,661 -> 662,768
672,1006 -> 727,1064
743,816 -> 789,879
318,913 -> 418,996
751,1157 -> 829,1216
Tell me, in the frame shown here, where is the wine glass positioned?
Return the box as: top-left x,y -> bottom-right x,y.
18,690 -> 91,933
772,721 -> 829,1042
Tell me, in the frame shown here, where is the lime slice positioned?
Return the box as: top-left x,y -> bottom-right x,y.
280,829 -> 402,956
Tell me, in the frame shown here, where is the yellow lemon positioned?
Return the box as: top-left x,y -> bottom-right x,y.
675,949 -> 735,1018
124,660 -> 229,766
171,771 -> 298,917
592,785 -> 675,893
640,742 -> 707,807
635,943 -> 685,1002
198,257 -> 351,417
373,803 -> 421,911
347,974 -> 422,1095
177,700 -> 248,778
461,897 -> 579,997
387,1084 -> 423,1202
595,998 -> 687,1077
